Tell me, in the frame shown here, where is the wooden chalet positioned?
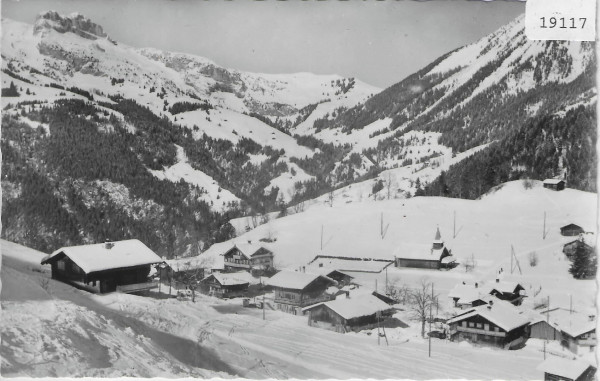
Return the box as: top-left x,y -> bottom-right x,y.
528,315 -> 562,341
448,282 -> 492,309
563,238 -> 594,259
488,280 -> 526,306
559,317 -> 596,354
560,224 -> 585,237
200,272 -> 251,298
537,358 -> 596,381
266,270 -> 336,315
543,178 -> 566,191
446,300 -> 530,349
40,240 -> 162,293
302,293 -> 392,333
223,242 -> 274,273
395,227 -> 456,270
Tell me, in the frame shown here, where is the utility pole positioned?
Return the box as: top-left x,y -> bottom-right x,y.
453,211 -> 456,238
385,267 -> 388,294
321,225 -> 324,251
429,283 -> 433,358
543,212 -> 547,239
263,294 -> 265,320
570,294 -> 573,314
377,311 -> 381,346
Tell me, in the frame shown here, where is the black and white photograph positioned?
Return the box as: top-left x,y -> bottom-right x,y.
0,0 -> 597,379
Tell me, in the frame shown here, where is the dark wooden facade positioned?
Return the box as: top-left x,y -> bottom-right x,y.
250,247 -> 274,269
561,329 -> 596,355
529,320 -> 562,341
200,274 -> 249,298
223,247 -> 251,271
543,367 -> 596,381
448,314 -> 529,349
543,180 -> 566,191
489,284 -> 526,305
273,277 -> 333,315
560,224 -> 585,237
305,303 -> 383,333
563,240 -> 594,259
47,252 -> 152,293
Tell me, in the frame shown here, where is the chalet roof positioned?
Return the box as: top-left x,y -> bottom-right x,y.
305,256 -> 393,273
489,281 -> 524,295
235,242 -> 272,257
446,300 -> 530,332
41,239 -> 162,274
303,293 -> 390,320
441,255 -> 456,264
266,271 -> 336,290
561,223 -> 584,231
203,271 -> 253,286
541,309 -> 596,338
543,178 -> 565,185
537,358 -> 595,380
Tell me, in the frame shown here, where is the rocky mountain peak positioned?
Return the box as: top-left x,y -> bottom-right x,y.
33,11 -> 107,40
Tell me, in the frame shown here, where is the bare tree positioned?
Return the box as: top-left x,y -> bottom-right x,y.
408,278 -> 439,338
327,190 -> 335,207
176,257 -> 213,302
529,251 -> 539,267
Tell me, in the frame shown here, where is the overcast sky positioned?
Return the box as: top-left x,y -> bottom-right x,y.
2,0 -> 525,88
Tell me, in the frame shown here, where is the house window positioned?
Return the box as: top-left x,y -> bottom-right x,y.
476,323 -> 483,329
484,324 -> 489,331
57,260 -> 65,271
468,322 -> 475,328
494,327 -> 500,332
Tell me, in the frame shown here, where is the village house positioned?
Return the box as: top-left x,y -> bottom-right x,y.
531,308 -> 596,354
448,282 -> 492,309
537,358 -> 596,381
266,270 -> 336,315
40,239 -> 163,293
223,242 -> 274,273
302,292 -> 393,333
200,271 -> 252,298
543,178 -> 566,191
563,237 -> 595,260
395,227 -> 456,270
306,255 -> 394,274
446,299 -> 530,349
489,280 -> 526,305
560,224 -> 585,237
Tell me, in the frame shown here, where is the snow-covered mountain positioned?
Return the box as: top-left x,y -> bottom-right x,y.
1,11 -> 595,259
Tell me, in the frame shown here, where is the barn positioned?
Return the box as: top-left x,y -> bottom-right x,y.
537,358 -> 596,381
543,178 -> 566,191
302,293 -> 393,333
528,317 -> 562,341
40,240 -> 163,293
395,227 -> 455,269
560,224 -> 585,237
446,300 -> 530,349
563,238 -> 594,260
266,271 -> 336,315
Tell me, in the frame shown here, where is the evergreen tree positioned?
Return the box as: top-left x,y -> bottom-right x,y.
569,243 -> 597,279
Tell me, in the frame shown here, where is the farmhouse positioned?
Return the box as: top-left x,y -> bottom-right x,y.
223,242 -> 274,273
560,224 -> 585,237
200,271 -> 252,298
537,358 -> 596,381
448,282 -> 491,309
563,238 -> 595,259
543,178 -> 566,191
395,227 -> 455,269
302,292 -> 393,333
40,239 -> 162,293
557,317 -> 596,354
266,271 -> 336,315
446,300 -> 530,349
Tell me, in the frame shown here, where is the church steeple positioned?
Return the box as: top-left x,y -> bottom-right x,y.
432,226 -> 444,250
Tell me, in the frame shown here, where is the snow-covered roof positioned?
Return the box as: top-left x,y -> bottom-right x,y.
394,244 -> 446,261
203,271 -> 254,286
234,242 -> 271,257
543,178 -> 565,185
489,281 -> 523,295
447,300 -> 530,331
540,309 -> 596,338
305,256 -> 393,273
441,255 -> 456,264
303,293 -> 390,320
537,357 -> 595,379
266,270 -> 335,290
41,239 -> 162,274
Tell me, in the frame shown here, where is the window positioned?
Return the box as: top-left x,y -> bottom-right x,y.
484,324 -> 489,331
468,322 -> 475,328
476,323 -> 483,329
57,260 -> 65,271
495,327 -> 500,332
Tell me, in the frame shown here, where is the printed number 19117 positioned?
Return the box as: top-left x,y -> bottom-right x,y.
540,17 -> 587,29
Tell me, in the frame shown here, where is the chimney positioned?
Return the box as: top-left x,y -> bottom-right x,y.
319,263 -> 323,268
346,291 -> 350,299
475,282 -> 478,288
247,240 -> 252,244
496,278 -> 499,283
302,266 -> 305,273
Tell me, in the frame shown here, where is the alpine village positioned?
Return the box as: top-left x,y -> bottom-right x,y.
1,6 -> 598,380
